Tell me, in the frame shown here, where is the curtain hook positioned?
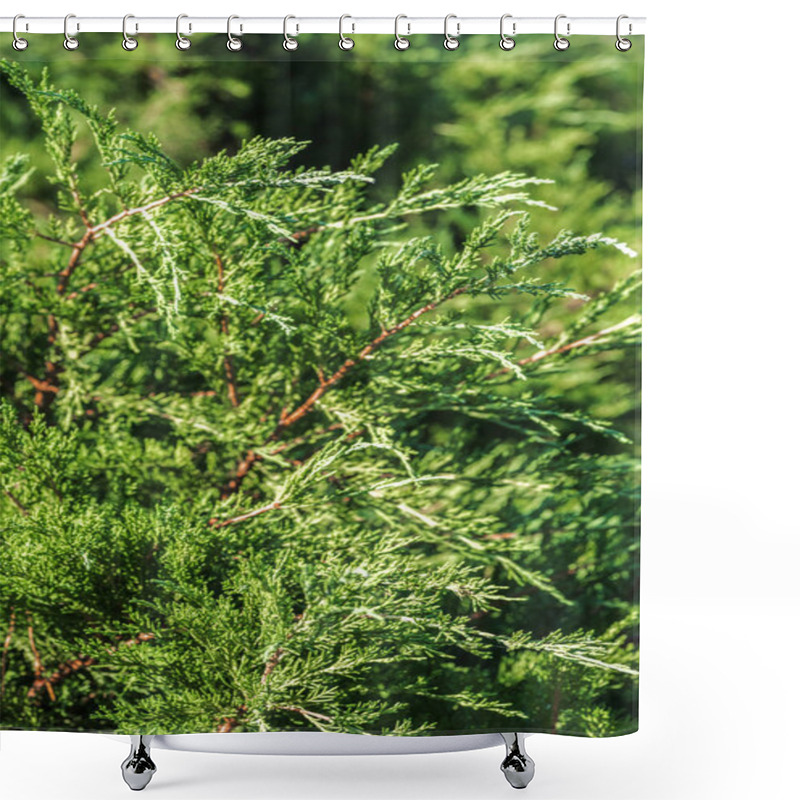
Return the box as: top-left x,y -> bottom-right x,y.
283,15 -> 299,51
499,14 -> 516,50
63,13 -> 79,50
394,15 -> 410,50
339,14 -> 355,50
226,15 -> 242,51
176,14 -> 191,51
443,14 -> 460,51
616,14 -> 632,51
121,14 -> 138,51
12,14 -> 28,51
554,14 -> 570,51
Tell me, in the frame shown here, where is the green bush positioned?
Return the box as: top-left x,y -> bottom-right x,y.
0,45 -> 640,737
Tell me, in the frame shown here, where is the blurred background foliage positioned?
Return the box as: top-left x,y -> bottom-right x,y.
1,33 -> 642,440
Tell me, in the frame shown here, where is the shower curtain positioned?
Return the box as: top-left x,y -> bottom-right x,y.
0,30 -> 642,739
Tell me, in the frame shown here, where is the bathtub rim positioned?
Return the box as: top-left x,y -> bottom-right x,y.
103,731 -> 516,756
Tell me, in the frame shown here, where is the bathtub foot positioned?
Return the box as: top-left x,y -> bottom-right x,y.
500,733 -> 534,789
121,735 -> 157,791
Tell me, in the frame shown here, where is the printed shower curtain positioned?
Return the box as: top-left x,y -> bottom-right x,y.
0,31 -> 642,739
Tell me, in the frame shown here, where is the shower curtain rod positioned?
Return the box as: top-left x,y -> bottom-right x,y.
1,16 -> 645,37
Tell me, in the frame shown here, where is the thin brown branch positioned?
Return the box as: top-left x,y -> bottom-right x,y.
33,188 -> 199,412
488,317 -> 638,380
271,285 -> 470,437
217,705 -> 248,733
35,229 -> 94,410
88,188 -> 201,239
26,632 -> 154,700
261,614 -> 304,685
65,282 -> 98,301
222,450 -> 262,499
3,488 -> 29,516
261,648 -> 285,683
28,655 -> 96,699
72,188 -> 92,231
214,251 -> 240,407
210,500 -> 282,529
219,424 -> 359,501
56,229 -> 94,296
274,225 -> 322,250
27,618 -> 55,702
216,286 -> 468,510
273,705 -> 333,723
1,609 -> 16,700
32,231 -> 75,248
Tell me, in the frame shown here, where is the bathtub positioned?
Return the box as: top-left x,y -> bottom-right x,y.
117,731 -> 535,791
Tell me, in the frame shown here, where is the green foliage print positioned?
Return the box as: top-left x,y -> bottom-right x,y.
0,55 -> 640,737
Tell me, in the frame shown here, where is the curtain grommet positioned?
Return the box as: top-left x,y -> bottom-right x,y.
443,14 -> 460,51
12,14 -> 29,50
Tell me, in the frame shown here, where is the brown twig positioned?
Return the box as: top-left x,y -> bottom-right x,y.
65,282 -> 98,301
32,188 -> 201,410
87,188 -> 202,239
260,614 -> 304,685
34,230 -> 95,410
273,705 -> 333,723
26,618 -> 55,702
214,287 -> 466,510
214,250 -> 240,407
2,488 -> 29,516
72,189 -> 92,231
1,609 -> 16,700
487,317 -> 638,380
222,450 -> 263,499
56,229 -> 94,297
32,231 -> 75,248
28,655 -> 96,699
26,632 -> 155,700
210,500 -> 282,529
274,226 -> 322,250
270,285 -> 471,437
216,702 -> 332,732
217,705 -> 248,733
220,424 -> 351,500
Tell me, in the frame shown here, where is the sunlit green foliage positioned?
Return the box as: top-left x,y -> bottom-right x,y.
0,46 -> 639,737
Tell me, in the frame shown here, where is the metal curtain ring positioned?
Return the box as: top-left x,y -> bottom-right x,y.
283,15 -> 299,51
121,14 -> 138,50
339,14 -> 354,50
554,14 -> 570,51
616,14 -> 632,51
394,15 -> 410,50
227,15 -> 242,51
63,13 -> 79,50
443,14 -> 459,51
499,14 -> 516,50
176,13 -> 191,50
12,14 -> 28,51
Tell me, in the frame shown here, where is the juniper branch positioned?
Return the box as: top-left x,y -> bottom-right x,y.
210,500 -> 282,528
272,286 -> 471,435
0,609 -> 16,700
27,632 -> 156,700
488,316 -> 640,379
26,618 -> 54,702
214,250 -> 240,407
